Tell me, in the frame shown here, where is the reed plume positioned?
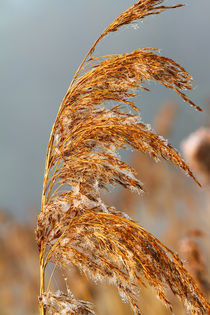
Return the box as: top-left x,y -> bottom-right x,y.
182,127 -> 210,183
37,1 -> 210,314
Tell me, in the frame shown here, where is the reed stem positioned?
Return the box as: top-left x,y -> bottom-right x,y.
40,251 -> 46,315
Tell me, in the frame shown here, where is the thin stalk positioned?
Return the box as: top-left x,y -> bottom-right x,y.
40,249 -> 46,315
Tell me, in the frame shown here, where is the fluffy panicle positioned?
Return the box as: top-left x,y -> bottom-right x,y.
37,1 -> 210,315
38,210 -> 209,315
40,290 -> 95,315
88,0 -> 184,55
42,48 -> 201,205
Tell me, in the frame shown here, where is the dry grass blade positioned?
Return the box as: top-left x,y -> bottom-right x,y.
37,1 -> 209,314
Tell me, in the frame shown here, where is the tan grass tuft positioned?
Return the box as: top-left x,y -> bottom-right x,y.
88,0 -> 184,56
37,1 -> 209,314
40,290 -> 95,314
38,210 -> 210,314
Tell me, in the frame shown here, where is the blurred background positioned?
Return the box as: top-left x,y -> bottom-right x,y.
1,0 -> 210,314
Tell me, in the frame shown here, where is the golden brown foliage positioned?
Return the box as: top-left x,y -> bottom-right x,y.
37,1 -> 210,314
88,0 -> 184,56
40,291 -> 94,315
38,209 -> 210,314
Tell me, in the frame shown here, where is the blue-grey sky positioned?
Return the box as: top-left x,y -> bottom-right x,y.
1,0 -> 210,219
